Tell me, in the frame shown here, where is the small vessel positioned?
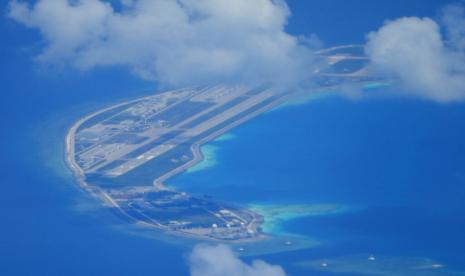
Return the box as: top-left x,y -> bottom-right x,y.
368,255 -> 376,261
320,262 -> 328,267
285,241 -> 292,246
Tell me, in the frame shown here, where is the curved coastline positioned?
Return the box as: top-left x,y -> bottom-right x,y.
152,93 -> 290,188
64,80 -> 389,242
64,44 -> 387,242
64,90 -> 284,242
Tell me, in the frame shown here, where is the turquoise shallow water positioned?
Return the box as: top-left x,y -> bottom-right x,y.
168,88 -> 465,275
0,96 -> 191,275
4,82 -> 464,275
3,83 -> 465,275
2,0 -> 462,273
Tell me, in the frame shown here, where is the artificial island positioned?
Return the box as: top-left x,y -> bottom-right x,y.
65,45 -> 375,242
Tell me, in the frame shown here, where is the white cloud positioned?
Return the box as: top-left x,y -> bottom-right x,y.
8,0 -> 317,87
188,244 -> 286,276
365,5 -> 465,102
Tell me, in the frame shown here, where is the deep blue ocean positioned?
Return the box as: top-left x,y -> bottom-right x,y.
1,0 -> 462,275
169,92 -> 465,274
